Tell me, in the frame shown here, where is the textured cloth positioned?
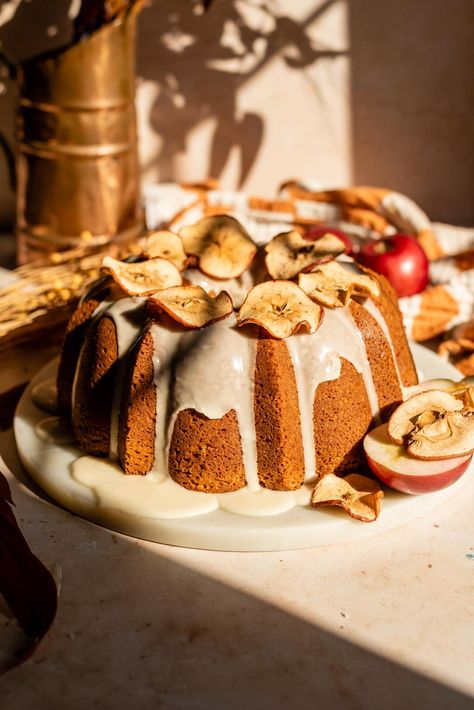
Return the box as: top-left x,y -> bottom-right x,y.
144,181 -> 474,374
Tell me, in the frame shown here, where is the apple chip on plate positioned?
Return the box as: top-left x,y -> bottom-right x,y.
311,473 -> 383,522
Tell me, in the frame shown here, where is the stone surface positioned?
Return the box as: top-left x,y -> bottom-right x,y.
0,340 -> 474,708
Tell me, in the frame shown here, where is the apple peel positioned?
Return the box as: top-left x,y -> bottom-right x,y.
179,215 -> 257,279
236,280 -> 323,339
310,473 -> 383,523
298,260 -> 380,308
142,230 -> 189,271
146,285 -> 233,329
101,256 -> 182,296
264,230 -> 346,280
364,422 -> 472,494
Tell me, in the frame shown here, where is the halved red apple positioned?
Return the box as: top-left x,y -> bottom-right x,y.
364,423 -> 471,495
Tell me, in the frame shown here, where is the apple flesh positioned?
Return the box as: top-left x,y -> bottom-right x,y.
358,233 -> 429,298
363,423 -> 471,495
305,225 -> 355,255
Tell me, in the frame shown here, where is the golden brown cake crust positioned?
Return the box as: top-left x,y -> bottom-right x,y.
168,409 -> 246,493
72,315 -> 118,456
369,270 -> 418,387
56,298 -> 100,417
350,300 -> 403,420
313,357 -> 373,479
254,337 -> 305,490
118,330 -> 156,475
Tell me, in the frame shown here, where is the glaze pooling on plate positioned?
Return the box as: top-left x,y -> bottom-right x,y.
71,456 -> 314,518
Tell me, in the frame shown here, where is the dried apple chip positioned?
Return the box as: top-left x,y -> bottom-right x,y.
387,389 -> 474,460
142,230 -> 189,271
179,215 -> 257,279
311,473 -> 383,522
101,256 -> 182,296
264,230 -> 346,280
387,390 -> 464,444
237,280 -> 323,339
146,285 -> 233,328
298,260 -> 380,308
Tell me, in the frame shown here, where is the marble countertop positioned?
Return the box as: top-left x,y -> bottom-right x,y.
0,238 -> 473,709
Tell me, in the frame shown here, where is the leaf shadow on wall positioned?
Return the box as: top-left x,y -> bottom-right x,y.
136,0 -> 346,187
0,0 -> 345,223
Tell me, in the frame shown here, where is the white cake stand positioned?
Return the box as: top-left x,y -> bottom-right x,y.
14,344 -> 471,551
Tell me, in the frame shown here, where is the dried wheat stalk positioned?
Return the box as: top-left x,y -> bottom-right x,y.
0,240 -> 144,347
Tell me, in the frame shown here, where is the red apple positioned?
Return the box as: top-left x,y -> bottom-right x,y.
358,234 -> 429,297
363,423 -> 471,494
305,225 -> 355,255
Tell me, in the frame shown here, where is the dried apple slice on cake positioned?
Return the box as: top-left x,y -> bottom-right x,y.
146,285 -> 233,328
102,256 -> 182,296
179,215 -> 257,279
298,260 -> 380,308
236,281 -> 323,339
142,230 -> 189,271
264,230 -> 346,280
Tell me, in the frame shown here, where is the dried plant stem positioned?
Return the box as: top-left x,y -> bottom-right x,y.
0,240 -> 145,346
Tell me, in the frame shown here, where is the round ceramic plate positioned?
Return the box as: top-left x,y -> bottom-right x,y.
14,345 -> 471,551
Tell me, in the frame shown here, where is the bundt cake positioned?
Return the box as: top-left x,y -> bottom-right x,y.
57,216 -> 418,495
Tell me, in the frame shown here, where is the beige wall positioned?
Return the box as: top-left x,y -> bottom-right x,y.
349,0 -> 474,225
0,0 -> 472,228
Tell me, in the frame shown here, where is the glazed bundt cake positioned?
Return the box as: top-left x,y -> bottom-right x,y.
57,216 -> 418,494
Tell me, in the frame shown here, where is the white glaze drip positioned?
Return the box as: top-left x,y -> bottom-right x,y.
363,298 -> 403,388
151,323 -> 184,481
71,299 -> 112,414
286,305 -> 379,482
340,306 -> 381,420
166,314 -> 260,491
183,268 -> 254,308
72,457 -> 218,519
105,297 -> 147,460
286,331 -> 340,484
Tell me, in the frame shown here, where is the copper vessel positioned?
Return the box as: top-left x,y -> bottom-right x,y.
15,6 -> 143,263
